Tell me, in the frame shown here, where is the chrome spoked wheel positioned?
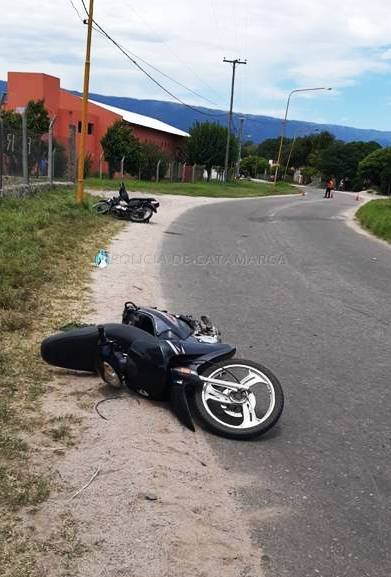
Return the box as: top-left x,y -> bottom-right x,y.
195,359 -> 284,439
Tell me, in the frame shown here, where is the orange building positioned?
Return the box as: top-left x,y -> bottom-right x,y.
5,71 -> 189,172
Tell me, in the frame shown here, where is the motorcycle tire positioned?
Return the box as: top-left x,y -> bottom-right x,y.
93,201 -> 110,214
194,359 -> 284,440
112,208 -> 131,220
129,206 -> 154,223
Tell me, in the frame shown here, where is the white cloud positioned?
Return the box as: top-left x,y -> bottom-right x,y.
1,0 -> 391,124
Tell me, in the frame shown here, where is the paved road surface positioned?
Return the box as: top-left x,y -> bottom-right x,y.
160,188 -> 391,577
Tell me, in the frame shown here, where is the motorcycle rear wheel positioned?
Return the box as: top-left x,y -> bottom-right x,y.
194,359 -> 284,440
129,206 -> 153,223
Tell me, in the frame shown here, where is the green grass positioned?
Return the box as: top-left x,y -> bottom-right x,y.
0,187 -> 121,576
0,188 -> 116,322
356,199 -> 391,243
86,177 -> 297,198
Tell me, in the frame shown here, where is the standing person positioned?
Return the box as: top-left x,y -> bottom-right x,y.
324,178 -> 333,198
331,177 -> 336,198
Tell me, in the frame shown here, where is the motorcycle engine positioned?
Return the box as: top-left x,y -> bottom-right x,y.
184,315 -> 221,344
122,302 -> 221,343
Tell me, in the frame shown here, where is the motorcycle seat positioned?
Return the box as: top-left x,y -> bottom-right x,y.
41,323 -> 159,372
41,325 -> 100,372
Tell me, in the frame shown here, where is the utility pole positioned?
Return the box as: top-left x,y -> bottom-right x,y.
236,116 -> 244,178
76,0 -> 94,204
223,58 -> 246,182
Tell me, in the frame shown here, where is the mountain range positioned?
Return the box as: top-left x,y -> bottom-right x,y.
2,79 -> 391,146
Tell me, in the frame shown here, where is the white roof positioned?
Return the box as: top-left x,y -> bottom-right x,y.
89,99 -> 189,138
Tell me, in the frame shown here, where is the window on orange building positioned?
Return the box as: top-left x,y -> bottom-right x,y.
78,121 -> 94,134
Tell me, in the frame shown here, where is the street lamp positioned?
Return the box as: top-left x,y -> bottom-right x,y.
283,135 -> 296,182
273,87 -> 332,184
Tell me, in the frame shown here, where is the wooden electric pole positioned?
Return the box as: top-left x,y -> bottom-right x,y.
76,0 -> 94,204
223,58 -> 246,182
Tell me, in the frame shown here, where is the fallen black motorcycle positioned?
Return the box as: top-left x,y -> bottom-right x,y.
41,304 -> 284,440
93,183 -> 159,223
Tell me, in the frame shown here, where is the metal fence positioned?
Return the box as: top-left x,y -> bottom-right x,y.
0,120 -> 74,191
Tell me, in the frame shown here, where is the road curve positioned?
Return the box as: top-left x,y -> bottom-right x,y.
160,188 -> 391,577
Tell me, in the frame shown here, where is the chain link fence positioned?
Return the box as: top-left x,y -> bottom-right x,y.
0,120 -> 74,191
165,162 -> 225,183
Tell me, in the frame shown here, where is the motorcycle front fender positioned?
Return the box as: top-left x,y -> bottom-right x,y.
170,380 -> 195,432
187,346 -> 236,373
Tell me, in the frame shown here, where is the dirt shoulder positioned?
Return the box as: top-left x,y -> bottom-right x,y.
38,193 -> 263,577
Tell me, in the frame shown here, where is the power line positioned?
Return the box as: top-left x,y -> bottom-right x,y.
69,0 -> 270,132
67,0 -> 83,20
73,2 -> 272,129
93,22 -> 223,118
124,0 -> 224,102
96,30 -> 218,107
78,0 -> 225,116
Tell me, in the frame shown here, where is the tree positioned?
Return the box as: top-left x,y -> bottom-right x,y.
380,165 -> 391,195
317,140 -> 381,183
138,142 -> 168,180
257,131 -> 336,171
186,122 -> 238,180
101,120 -> 140,178
292,131 -> 335,168
52,139 -> 68,178
257,138 -> 282,163
26,100 -> 50,134
2,109 -> 21,129
2,100 -> 50,133
358,147 -> 391,192
240,155 -> 268,178
26,101 -> 51,175
241,140 -> 258,158
2,100 -> 51,176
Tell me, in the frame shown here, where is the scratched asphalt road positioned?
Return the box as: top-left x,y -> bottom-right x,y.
160,188 -> 391,577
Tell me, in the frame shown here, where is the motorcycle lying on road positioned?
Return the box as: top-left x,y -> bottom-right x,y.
93,183 -> 159,223
41,304 -> 284,440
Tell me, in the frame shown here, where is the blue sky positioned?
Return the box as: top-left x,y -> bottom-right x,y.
1,0 -> 391,131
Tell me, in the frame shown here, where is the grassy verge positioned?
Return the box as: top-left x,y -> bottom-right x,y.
356,199 -> 391,243
85,177 -> 297,197
0,188 -> 122,576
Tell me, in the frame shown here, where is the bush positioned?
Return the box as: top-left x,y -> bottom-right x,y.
138,142 -> 168,180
